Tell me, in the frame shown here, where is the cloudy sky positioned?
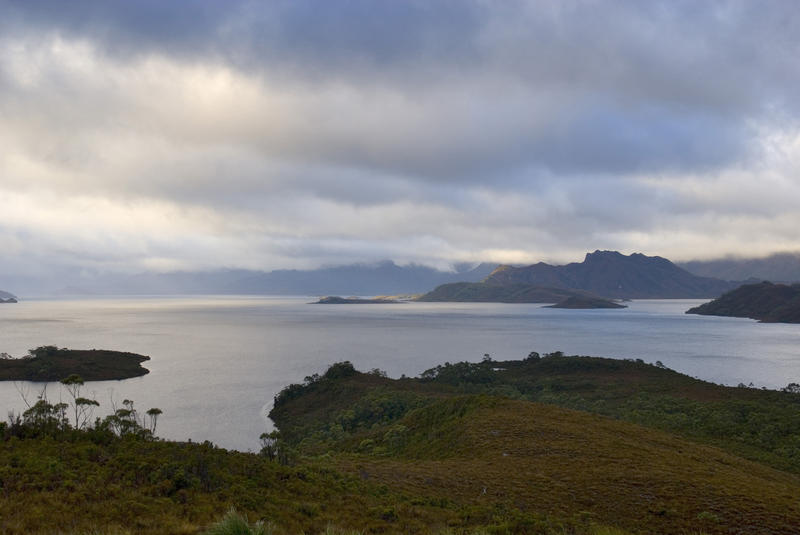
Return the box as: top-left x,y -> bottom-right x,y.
2,0 -> 800,279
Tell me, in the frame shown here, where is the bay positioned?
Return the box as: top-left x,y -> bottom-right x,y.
1,296 -> 799,451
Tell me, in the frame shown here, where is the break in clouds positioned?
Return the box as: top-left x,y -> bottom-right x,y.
1,0 -> 800,277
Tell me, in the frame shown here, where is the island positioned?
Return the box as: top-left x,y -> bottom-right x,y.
544,295 -> 627,309
686,281 -> 800,323
312,296 -> 399,304
0,290 -> 17,303
0,346 -> 150,381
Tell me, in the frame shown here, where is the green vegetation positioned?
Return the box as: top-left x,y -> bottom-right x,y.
5,353 -> 800,533
687,281 -> 800,323
0,345 -> 150,381
272,354 -> 800,475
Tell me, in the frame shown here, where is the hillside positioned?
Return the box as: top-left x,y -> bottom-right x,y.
680,252 -> 800,283
482,250 -> 735,299
6,353 -> 800,533
686,281 -> 800,323
269,356 -> 800,534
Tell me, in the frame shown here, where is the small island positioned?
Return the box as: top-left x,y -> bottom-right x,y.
544,295 -> 627,309
0,346 -> 151,381
313,296 -> 400,304
0,290 -> 18,303
686,281 -> 800,323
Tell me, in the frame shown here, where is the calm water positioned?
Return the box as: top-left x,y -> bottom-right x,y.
1,296 -> 799,451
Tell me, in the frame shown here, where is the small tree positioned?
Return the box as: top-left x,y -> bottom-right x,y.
61,374 -> 99,430
146,407 -> 163,434
259,430 -> 280,461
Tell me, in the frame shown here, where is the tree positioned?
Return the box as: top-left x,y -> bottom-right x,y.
60,374 -> 99,430
146,407 -> 163,434
259,430 -> 280,461
782,382 -> 800,394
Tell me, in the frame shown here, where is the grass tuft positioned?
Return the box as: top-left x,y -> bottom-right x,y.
203,508 -> 274,535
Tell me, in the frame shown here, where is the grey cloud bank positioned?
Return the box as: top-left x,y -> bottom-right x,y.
1,1 -> 800,285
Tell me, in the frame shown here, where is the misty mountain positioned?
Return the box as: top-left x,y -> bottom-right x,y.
479,250 -> 735,299
679,253 -> 800,283
39,261 -> 497,297
224,261 -> 497,296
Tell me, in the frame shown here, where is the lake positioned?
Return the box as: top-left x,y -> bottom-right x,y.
1,296 -> 799,451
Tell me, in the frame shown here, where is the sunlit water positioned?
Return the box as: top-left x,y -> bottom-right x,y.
2,296 -> 799,451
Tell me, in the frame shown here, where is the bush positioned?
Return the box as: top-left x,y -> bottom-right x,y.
203,508 -> 273,535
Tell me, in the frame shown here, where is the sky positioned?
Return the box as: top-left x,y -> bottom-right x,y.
2,0 -> 800,280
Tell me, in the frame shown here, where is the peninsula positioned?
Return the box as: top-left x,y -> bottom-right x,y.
313,296 -> 400,304
686,281 -> 800,323
0,346 -> 151,381
545,295 -> 627,309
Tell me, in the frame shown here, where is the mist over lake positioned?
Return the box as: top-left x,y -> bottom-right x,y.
2,296 -> 799,452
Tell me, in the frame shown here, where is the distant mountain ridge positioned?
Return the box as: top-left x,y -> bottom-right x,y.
680,252 -> 800,283
226,261 -> 497,296
40,261 -> 497,297
482,250 -> 735,299
686,281 -> 800,323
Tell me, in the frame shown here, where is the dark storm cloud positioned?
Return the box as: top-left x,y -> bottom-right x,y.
4,0 -> 799,178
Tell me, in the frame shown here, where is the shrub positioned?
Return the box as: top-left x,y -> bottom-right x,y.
203,508 -> 273,535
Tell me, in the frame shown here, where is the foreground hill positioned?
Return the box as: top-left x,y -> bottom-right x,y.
686,281 -> 800,323
680,252 -> 800,283
270,356 -> 800,534
6,353 -> 800,533
481,250 -> 735,299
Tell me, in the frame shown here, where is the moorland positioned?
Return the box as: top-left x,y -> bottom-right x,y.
3,352 -> 800,534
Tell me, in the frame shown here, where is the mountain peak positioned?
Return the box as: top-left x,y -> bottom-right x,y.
584,250 -> 625,262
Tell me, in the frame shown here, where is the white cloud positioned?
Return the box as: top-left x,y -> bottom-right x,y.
1,2 -> 800,280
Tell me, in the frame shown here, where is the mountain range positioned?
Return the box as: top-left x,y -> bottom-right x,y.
679,252 -> 800,282
17,261 -> 496,297
421,250 -> 738,301
10,251 -> 798,299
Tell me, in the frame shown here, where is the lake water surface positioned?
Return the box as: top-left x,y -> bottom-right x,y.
2,296 -> 799,451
